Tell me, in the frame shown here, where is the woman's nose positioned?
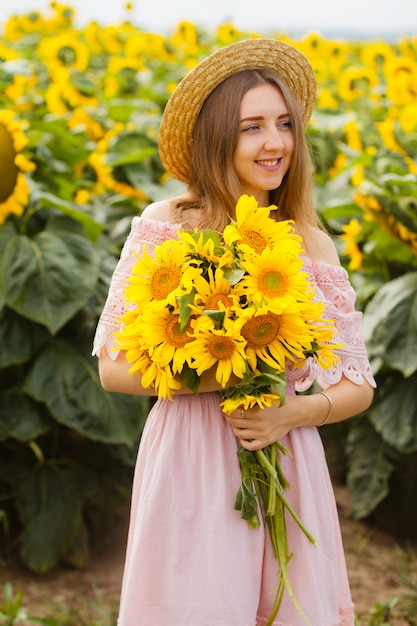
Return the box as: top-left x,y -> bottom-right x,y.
264,127 -> 285,151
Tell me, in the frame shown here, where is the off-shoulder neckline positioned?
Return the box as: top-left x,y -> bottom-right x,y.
132,215 -> 347,275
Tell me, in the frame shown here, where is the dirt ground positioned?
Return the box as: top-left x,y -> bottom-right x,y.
2,484 -> 417,625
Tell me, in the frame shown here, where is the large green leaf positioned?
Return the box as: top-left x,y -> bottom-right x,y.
369,375 -> 417,453
30,186 -> 104,242
0,216 -> 100,334
346,418 -> 394,519
106,132 -> 156,166
0,390 -> 51,441
363,272 -> 417,377
23,341 -> 149,444
15,463 -> 97,572
0,305 -> 49,368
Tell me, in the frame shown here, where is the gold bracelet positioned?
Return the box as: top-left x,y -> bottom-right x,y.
317,391 -> 333,426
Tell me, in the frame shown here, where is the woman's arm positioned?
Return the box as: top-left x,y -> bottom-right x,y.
98,346 -> 239,396
225,376 -> 374,451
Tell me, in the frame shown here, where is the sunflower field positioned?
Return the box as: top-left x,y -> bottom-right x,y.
0,2 -> 416,572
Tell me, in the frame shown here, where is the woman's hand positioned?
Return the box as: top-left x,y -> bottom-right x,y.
225,397 -> 300,450
225,377 -> 374,450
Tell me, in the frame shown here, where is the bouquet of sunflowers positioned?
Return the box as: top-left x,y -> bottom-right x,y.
115,194 -> 340,625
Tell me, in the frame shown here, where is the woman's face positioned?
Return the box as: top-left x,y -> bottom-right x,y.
233,83 -> 294,206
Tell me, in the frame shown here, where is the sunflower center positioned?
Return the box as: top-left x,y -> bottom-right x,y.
242,313 -> 281,347
208,335 -> 235,360
258,270 -> 285,298
0,124 -> 19,203
240,228 -> 268,254
58,46 -> 77,66
205,292 -> 233,310
150,264 -> 182,300
165,316 -> 192,348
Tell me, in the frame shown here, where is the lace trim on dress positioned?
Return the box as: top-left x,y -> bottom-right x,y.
287,257 -> 376,390
92,217 -> 182,359
92,217 -> 376,389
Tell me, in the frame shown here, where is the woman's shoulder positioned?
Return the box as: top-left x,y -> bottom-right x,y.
301,225 -> 341,266
140,196 -> 205,230
140,197 -> 181,224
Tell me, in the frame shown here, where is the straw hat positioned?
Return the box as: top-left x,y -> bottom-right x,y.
158,38 -> 316,183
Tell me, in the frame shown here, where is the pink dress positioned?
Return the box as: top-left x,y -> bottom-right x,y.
93,217 -> 376,626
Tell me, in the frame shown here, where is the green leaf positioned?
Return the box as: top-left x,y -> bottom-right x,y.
30,187 -> 103,241
222,266 -> 246,285
0,390 -> 52,441
189,229 -> 223,249
178,289 -> 195,329
204,309 -> 225,327
234,477 -> 259,520
363,272 -> 417,377
106,132 -> 156,166
370,375 -> 417,453
0,306 -> 49,368
0,216 -> 100,334
23,341 -> 149,444
15,463 -> 97,572
346,418 -> 394,519
179,363 -> 200,394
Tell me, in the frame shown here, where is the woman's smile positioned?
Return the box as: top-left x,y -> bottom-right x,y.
255,157 -> 282,169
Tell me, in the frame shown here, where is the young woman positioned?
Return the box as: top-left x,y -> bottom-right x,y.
94,38 -> 375,626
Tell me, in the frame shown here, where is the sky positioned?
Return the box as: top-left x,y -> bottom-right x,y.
1,0 -> 417,37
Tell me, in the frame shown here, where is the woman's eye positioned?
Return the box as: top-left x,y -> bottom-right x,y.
242,124 -> 260,132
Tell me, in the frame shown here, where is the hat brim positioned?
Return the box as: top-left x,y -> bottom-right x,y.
158,38 -> 316,183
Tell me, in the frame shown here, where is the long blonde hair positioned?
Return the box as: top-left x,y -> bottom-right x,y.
174,69 -> 319,234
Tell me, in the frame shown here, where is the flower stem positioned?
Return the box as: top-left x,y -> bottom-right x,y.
267,445 -> 277,516
254,448 -> 277,479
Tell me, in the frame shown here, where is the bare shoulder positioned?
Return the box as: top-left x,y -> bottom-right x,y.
302,226 -> 341,265
141,198 -> 181,224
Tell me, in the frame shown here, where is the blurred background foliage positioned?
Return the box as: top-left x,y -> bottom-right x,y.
0,2 -> 416,572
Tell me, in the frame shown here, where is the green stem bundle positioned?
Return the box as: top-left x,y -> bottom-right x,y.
235,443 -> 315,625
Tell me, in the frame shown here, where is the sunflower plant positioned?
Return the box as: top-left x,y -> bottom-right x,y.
115,194 -> 341,625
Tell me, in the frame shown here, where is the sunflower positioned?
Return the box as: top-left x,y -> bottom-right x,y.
338,66 -> 379,102
114,310 -> 183,400
238,305 -> 317,372
179,229 -> 234,268
187,315 -> 247,388
340,218 -> 363,271
294,297 -> 342,369
0,110 -> 35,224
238,245 -> 311,307
68,107 -> 105,142
221,390 -> 281,415
376,119 -> 406,155
170,21 -> 199,55
0,43 -> 19,61
38,33 -> 90,73
124,239 -> 201,309
191,267 -> 240,314
45,67 -> 99,115
147,362 -> 183,400
124,32 -> 170,62
385,56 -> 417,106
75,152 -> 115,195
113,310 -> 148,371
136,353 -> 182,400
223,194 -> 301,256
4,74 -> 38,113
140,306 -> 194,374
309,332 -> 343,371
